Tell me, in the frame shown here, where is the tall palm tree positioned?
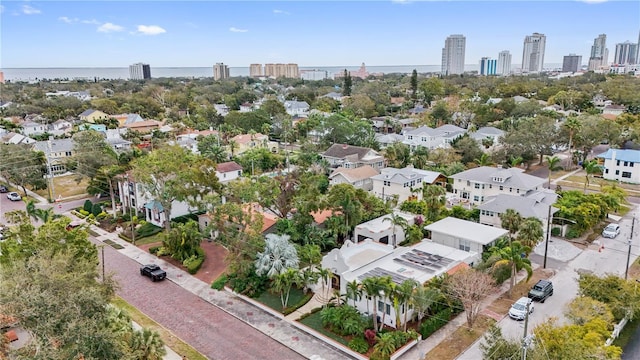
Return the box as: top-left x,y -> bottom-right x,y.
564,116 -> 582,169
500,209 -> 523,244
317,267 -> 333,303
377,276 -> 394,331
410,286 -> 440,324
394,279 -> 418,331
491,241 -> 532,296
422,185 -> 446,221
583,159 -> 601,193
411,146 -> 430,169
517,217 -> 544,249
346,280 -> 363,307
382,213 -> 409,248
271,267 -> 301,309
545,155 -> 563,188
361,276 -> 385,331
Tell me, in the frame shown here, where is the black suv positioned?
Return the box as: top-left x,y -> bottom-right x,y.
528,279 -> 553,303
140,264 -> 167,282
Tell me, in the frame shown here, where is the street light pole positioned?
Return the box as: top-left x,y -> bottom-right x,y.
625,216 -> 635,280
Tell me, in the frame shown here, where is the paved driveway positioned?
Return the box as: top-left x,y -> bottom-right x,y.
95,237 -> 304,360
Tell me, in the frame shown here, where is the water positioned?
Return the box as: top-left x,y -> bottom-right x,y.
1,64 -> 563,82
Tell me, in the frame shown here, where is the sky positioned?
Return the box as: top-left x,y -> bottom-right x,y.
1,0 -> 639,68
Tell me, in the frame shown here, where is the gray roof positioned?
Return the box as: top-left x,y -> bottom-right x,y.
372,166 -> 443,184
450,166 -> 546,191
405,126 -> 443,137
284,100 -> 310,110
375,133 -> 404,144
33,138 -> 74,154
437,124 -> 466,134
425,217 -> 508,245
321,144 -> 378,160
79,109 -> 97,117
475,127 -> 504,136
477,190 -> 558,219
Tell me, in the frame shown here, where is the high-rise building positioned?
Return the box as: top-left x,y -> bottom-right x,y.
0,71 -> 4,84
263,63 -> 299,78
300,69 -> 329,81
497,50 -> 512,76
636,30 -> 640,65
479,57 -> 497,76
521,33 -> 546,73
129,63 -> 151,80
249,64 -> 263,77
213,63 -> 230,80
441,34 -> 466,75
588,34 -> 608,70
614,41 -> 638,65
562,54 -> 582,72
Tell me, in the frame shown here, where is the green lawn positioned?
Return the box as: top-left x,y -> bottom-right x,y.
298,309 -> 349,345
256,287 -> 306,313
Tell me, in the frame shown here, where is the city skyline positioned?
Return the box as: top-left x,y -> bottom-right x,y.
1,1 -> 639,68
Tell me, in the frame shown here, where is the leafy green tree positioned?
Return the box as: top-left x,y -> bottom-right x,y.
500,209 -> 523,244
343,70 -> 352,96
198,134 -> 228,163
342,94 -> 377,118
162,220 -> 203,262
410,69 -> 418,99
577,273 -> 640,320
383,142 -> 411,168
419,77 -> 444,105
0,144 -> 47,196
255,234 -> 299,278
533,318 -> 622,360
565,297 -> 614,326
480,324 -> 520,360
260,99 -> 287,118
71,130 -> 118,180
452,134 -> 484,165
491,241 -> 532,296
501,116 -> 559,165
422,185 -> 446,221
271,267 -> 301,310
327,184 -> 363,240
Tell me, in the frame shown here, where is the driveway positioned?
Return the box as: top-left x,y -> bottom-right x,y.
94,236 -> 304,360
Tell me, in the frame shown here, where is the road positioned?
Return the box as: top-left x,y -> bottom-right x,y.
458,204 -> 640,359
95,236 -> 305,360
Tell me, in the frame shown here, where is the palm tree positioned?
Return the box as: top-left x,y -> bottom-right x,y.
361,276 -> 385,332
377,276 -> 394,331
317,267 -> 333,303
545,155 -> 563,188
491,241 -> 532,296
394,279 -> 418,331
410,286 -> 440,324
564,116 -> 582,169
382,213 -> 409,248
129,328 -> 166,360
411,146 -> 430,169
422,185 -> 446,221
583,159 -> 601,193
500,209 -> 523,244
510,156 -> 524,168
373,332 -> 398,360
517,217 -> 544,249
346,280 -> 363,307
25,200 -> 38,222
228,139 -> 238,158
271,267 -> 301,309
255,233 -> 299,278
474,153 -> 493,167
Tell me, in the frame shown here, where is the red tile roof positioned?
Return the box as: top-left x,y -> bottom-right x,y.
216,161 -> 243,173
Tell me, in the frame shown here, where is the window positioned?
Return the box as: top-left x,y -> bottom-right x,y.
617,160 -> 620,166
459,239 -> 471,252
509,188 -> 513,192
473,196 -> 480,202
631,163 -> 634,167
622,172 -> 631,178
499,186 -> 504,191
467,181 -> 471,186
516,189 -> 520,194
605,169 -> 609,174
383,180 -> 390,186
624,161 -> 629,166
615,170 -> 620,175
410,180 -> 416,187
378,300 -> 391,315
421,137 -> 427,142
474,183 -> 481,189
408,135 -> 413,140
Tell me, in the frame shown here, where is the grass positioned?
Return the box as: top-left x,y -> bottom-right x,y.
297,309 -> 350,345
256,287 -> 306,313
111,296 -> 207,360
487,267 -> 555,315
103,239 -> 124,250
424,315 -> 495,360
613,316 -> 640,349
120,228 -> 165,246
33,174 -> 90,198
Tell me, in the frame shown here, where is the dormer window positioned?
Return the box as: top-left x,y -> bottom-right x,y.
493,177 -> 504,183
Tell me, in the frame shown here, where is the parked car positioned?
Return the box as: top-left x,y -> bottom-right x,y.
6,192 -> 21,201
602,223 -> 621,238
140,264 -> 167,282
0,185 -> 8,193
509,297 -> 534,320
528,279 -> 554,303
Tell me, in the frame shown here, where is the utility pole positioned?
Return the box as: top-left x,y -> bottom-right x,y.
46,139 -> 56,202
543,203 -> 552,269
625,216 -> 636,280
522,301 -> 532,360
101,245 -> 105,282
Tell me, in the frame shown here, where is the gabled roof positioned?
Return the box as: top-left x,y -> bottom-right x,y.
329,165 -> 379,183
284,100 -> 310,110
375,133 -> 405,144
321,144 -> 379,160
404,125 -> 443,137
475,126 -> 504,136
216,161 -> 243,173
33,138 -> 74,154
424,217 -> 508,245
371,166 -> 443,184
230,133 -> 268,145
122,120 -> 161,129
597,149 -> 640,163
79,109 -> 97,117
604,104 -> 626,110
450,166 -> 545,190
437,124 -> 466,134
477,191 -> 558,219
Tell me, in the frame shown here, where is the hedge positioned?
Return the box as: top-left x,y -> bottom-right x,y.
211,274 -> 228,290
420,308 -> 452,339
184,247 -> 206,274
136,222 -> 162,238
149,246 -> 161,254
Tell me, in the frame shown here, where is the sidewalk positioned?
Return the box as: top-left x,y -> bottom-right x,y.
86,221 -> 356,360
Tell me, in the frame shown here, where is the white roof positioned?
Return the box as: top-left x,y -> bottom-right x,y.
355,211 -> 414,234
424,217 -> 508,245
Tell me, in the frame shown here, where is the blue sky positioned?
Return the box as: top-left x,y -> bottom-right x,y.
1,0 -> 638,68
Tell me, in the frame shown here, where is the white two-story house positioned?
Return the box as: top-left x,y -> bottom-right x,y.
449,166 -> 546,205
328,165 -> 379,191
597,149 -> 640,184
370,166 -> 447,203
477,190 -> 558,236
21,121 -> 47,136
321,144 -> 386,170
402,124 -> 466,150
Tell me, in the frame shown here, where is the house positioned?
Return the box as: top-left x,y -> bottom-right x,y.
20,121 -> 47,136
478,190 -> 559,235
50,119 -> 73,132
321,144 -> 386,170
112,113 -> 144,127
602,105 -> 626,117
117,172 -> 195,229
597,149 -> 640,184
328,165 -> 379,191
371,166 -> 447,203
229,133 -> 278,155
46,90 -> 91,101
321,92 -> 343,101
239,103 -> 254,113
512,96 -> 528,104
284,100 -> 310,117
407,105 -> 427,115
78,109 -> 109,123
449,166 -> 546,205
216,161 -> 243,184
353,211 -> 415,247
1,132 -> 36,145
122,120 -> 162,134
33,139 -> 74,174
321,239 -> 476,329
375,133 -> 405,149
424,217 -> 508,261
402,126 -> 450,150
214,104 -> 230,116
470,127 -> 505,146
437,124 -> 467,146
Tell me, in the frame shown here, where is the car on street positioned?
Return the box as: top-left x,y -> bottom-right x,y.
0,185 -> 8,193
528,279 -> 554,303
6,192 -> 21,201
602,223 -> 621,238
140,264 -> 167,282
509,297 -> 534,320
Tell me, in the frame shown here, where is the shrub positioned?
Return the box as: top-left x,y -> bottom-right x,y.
348,337 -> 369,354
79,209 -> 90,216
91,203 -> 102,216
566,227 -> 580,239
184,251 -> 205,274
211,274 -> 228,290
320,305 -> 367,336
155,247 -> 171,257
136,222 -> 162,238
83,200 -> 93,212
227,268 -> 269,297
172,213 -> 201,224
364,328 -> 377,346
149,246 -> 161,254
420,308 -> 452,339
491,262 -> 512,285
551,227 -> 561,236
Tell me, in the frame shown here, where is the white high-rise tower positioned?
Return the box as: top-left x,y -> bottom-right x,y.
521,33 -> 546,73
441,34 -> 466,75
497,50 -> 512,76
588,34 -> 608,70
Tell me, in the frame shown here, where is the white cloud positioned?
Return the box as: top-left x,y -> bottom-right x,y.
58,16 -> 78,24
22,5 -> 41,15
229,27 -> 248,33
97,22 -> 124,33
82,19 -> 100,25
137,25 -> 166,35
273,9 -> 290,15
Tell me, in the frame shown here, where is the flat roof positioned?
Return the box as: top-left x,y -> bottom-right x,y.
424,217 -> 508,245
355,211 -> 414,234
